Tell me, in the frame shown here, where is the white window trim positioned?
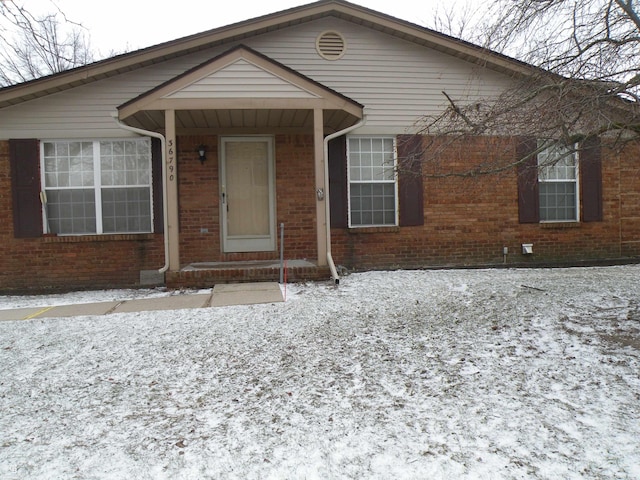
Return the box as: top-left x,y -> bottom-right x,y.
40,138 -> 154,235
537,142 -> 580,223
346,135 -> 399,228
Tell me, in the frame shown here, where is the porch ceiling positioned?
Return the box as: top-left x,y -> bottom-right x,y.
123,107 -> 360,134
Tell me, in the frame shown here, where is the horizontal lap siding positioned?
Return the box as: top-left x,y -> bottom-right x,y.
0,85 -> 143,138
251,18 -> 511,133
167,60 -> 319,99
0,17 -> 514,138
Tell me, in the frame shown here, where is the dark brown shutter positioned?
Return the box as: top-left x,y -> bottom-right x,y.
151,137 -> 164,233
328,135 -> 348,228
9,139 -> 42,238
516,137 -> 539,223
580,136 -> 603,222
397,134 -> 424,226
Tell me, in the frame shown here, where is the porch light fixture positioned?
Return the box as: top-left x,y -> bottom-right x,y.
197,144 -> 207,163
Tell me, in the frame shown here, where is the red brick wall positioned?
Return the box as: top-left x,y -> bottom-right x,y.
0,133 -> 319,293
176,134 -> 318,265
274,134 -> 317,261
618,142 -> 640,256
331,136 -> 640,270
0,141 -> 165,293
176,135 -> 221,263
2,134 -> 639,292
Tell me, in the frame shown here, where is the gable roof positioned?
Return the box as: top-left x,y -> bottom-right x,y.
118,45 -> 363,132
0,0 -> 535,110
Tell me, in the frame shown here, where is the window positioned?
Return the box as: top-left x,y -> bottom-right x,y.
347,136 -> 397,227
537,142 -> 579,222
42,138 -> 153,235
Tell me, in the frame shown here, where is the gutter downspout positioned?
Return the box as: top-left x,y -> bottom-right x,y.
323,114 -> 366,285
111,112 -> 170,274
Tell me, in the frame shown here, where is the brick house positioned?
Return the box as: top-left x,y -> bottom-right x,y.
1,0 -> 639,292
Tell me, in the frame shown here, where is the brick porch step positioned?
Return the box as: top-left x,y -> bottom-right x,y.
165,259 -> 331,289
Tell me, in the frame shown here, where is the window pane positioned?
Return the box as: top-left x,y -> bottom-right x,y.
361,165 -> 373,181
102,187 -> 152,233
45,172 -> 58,188
349,182 -> 396,226
100,139 -> 151,187
538,143 -> 576,181
45,189 -> 96,234
57,142 -> 69,157
539,182 -> 576,221
43,142 -> 56,157
43,141 -> 94,188
349,137 -> 396,181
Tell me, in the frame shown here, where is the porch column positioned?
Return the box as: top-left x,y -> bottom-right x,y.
165,109 -> 180,271
314,108 -> 328,267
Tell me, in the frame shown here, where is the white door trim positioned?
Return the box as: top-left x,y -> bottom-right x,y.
220,136 -> 276,253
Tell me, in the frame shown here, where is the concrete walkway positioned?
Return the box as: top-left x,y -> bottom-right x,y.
0,282 -> 284,321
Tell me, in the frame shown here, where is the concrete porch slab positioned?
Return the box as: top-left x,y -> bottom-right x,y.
210,282 -> 283,307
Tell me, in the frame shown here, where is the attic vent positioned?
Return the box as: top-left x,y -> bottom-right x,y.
316,31 -> 346,60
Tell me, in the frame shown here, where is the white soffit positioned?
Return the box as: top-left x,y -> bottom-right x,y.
164,59 -> 320,100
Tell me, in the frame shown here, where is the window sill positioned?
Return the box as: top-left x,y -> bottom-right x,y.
42,233 -> 157,243
348,226 -> 400,234
540,222 -> 580,229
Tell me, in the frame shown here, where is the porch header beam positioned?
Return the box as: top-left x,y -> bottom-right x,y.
120,97 -> 362,121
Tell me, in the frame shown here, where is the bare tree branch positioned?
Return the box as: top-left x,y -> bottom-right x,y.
418,0 -> 640,177
0,0 -> 94,85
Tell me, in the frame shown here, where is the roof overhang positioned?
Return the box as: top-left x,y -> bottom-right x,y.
0,0 -> 538,110
117,45 -> 363,133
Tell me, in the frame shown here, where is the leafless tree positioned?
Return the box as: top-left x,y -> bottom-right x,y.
429,0 -> 484,43
0,0 -> 94,85
416,0 -> 640,177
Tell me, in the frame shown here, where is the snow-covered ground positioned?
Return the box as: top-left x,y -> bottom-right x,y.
1,266 -> 639,479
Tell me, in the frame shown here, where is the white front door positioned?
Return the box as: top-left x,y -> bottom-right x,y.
220,136 -> 276,253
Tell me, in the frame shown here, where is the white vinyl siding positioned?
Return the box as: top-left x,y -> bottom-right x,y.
252,19 -> 513,134
0,17 -> 514,138
166,59 -> 319,99
538,143 -> 579,222
42,138 -> 152,234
